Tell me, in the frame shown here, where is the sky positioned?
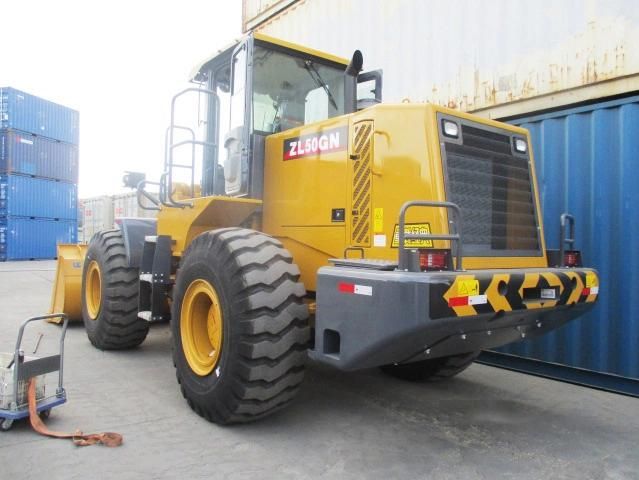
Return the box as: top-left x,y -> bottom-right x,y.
0,1 -> 242,197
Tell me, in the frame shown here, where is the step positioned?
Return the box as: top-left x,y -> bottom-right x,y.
139,273 -> 153,283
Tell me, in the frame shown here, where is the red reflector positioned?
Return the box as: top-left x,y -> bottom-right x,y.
419,249 -> 450,271
563,250 -> 581,267
582,288 -> 590,296
338,282 -> 355,294
448,296 -> 469,307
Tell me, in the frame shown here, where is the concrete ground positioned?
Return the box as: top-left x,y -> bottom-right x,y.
0,261 -> 637,480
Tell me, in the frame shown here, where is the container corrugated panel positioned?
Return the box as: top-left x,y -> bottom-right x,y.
80,195 -> 113,242
0,216 -> 77,261
0,174 -> 77,220
247,0 -> 639,112
0,87 -> 79,145
112,192 -> 159,220
494,95 -> 639,381
0,129 -> 79,183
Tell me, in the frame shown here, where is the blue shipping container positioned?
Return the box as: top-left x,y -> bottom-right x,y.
0,129 -> 78,183
0,216 -> 77,261
487,95 -> 639,392
0,174 -> 77,220
0,87 -> 79,145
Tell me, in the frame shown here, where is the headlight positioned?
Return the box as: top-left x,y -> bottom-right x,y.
514,137 -> 527,153
442,120 -> 459,138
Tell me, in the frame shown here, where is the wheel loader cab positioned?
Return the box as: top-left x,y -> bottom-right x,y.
194,33 -> 350,199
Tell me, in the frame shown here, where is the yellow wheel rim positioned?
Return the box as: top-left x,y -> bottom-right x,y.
181,279 -> 224,376
85,260 -> 102,320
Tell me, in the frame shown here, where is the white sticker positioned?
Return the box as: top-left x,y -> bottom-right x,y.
373,234 -> 386,247
468,295 -> 488,305
541,288 -> 556,299
354,285 -> 373,296
19,138 -> 34,145
589,286 -> 599,295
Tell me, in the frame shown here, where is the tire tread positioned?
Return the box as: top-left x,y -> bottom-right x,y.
82,229 -> 148,350
172,228 -> 309,424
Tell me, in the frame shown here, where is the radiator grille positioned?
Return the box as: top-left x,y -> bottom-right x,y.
442,123 -> 540,255
351,121 -> 373,246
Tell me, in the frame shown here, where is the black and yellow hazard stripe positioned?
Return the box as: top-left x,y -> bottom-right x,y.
429,269 -> 599,319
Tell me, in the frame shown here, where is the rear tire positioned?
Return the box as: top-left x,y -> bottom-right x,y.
380,351 -> 480,382
172,228 -> 309,425
82,229 -> 149,349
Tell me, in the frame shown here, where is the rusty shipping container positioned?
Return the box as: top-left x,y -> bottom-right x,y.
243,0 -> 639,114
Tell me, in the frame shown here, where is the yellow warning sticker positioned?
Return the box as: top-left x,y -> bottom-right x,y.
458,279 -> 479,297
585,272 -> 597,288
391,223 -> 433,248
374,208 -> 384,233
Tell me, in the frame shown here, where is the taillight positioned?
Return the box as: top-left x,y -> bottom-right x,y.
419,249 -> 451,271
563,250 -> 582,267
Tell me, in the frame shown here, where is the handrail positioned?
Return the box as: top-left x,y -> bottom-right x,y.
13,314 -> 68,403
397,200 -> 464,272
164,87 -> 219,208
559,213 -> 575,267
164,125 -> 196,173
135,179 -> 161,211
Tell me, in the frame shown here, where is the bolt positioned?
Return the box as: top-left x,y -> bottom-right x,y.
536,322 -> 542,328
521,332 -> 526,338
487,330 -> 492,336
461,334 -> 467,340
425,349 -> 431,355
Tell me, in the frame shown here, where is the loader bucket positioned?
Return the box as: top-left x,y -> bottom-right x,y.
48,243 -> 88,323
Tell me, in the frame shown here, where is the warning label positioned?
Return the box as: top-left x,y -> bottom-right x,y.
374,208 -> 384,233
391,223 -> 433,248
457,280 -> 479,297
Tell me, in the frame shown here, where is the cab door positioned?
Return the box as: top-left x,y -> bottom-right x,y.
223,37 -> 253,196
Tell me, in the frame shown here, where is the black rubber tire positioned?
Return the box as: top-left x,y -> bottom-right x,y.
39,409 -> 51,420
82,229 -> 149,349
380,351 -> 480,382
172,228 -> 310,425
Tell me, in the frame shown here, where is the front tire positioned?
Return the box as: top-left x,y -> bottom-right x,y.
82,229 -> 149,349
172,228 -> 310,425
380,351 -> 480,382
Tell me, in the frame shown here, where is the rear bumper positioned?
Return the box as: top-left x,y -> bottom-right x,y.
311,266 -> 599,370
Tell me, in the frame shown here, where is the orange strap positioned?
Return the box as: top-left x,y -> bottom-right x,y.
27,378 -> 123,447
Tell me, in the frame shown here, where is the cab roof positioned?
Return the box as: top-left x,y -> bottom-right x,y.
189,32 -> 349,83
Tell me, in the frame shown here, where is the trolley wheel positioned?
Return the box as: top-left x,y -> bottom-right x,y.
172,228 -> 310,425
39,409 -> 51,420
0,418 -> 13,431
82,228 -> 149,349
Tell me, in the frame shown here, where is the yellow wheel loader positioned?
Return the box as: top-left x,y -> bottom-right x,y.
52,33 -> 600,424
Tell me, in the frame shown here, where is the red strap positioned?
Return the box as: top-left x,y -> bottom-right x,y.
27,378 -> 123,447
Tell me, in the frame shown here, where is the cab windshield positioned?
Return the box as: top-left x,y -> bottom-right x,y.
252,45 -> 345,133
